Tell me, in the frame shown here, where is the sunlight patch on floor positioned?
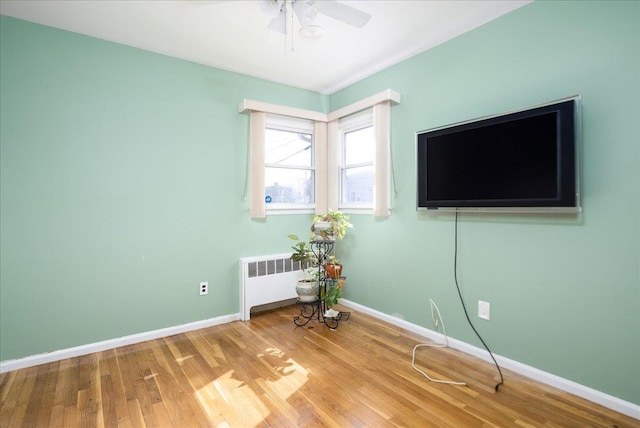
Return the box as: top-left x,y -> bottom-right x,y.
174,355 -> 194,364
195,346 -> 309,425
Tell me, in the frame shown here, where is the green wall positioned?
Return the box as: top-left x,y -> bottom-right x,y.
1,0 -> 638,407
331,1 -> 639,405
0,15 -> 324,360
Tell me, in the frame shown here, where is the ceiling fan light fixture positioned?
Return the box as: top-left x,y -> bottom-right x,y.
300,24 -> 324,39
267,11 -> 287,34
292,0 -> 317,27
259,0 -> 284,19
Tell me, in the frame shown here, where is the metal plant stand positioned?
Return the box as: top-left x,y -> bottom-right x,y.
293,241 -> 350,329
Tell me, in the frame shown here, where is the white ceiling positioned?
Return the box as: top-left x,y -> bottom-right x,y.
0,0 -> 531,94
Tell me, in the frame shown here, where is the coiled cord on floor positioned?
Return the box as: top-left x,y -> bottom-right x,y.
411,299 -> 467,386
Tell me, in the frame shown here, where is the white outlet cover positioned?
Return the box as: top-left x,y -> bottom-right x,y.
478,300 -> 490,320
200,281 -> 208,295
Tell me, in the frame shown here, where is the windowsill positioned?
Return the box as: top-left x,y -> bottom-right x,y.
264,206 -> 392,216
338,206 -> 373,215
266,206 -> 315,216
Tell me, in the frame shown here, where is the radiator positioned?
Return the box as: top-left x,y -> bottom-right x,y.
239,253 -> 304,321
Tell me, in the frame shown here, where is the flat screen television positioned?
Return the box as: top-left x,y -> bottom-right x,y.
416,96 -> 581,213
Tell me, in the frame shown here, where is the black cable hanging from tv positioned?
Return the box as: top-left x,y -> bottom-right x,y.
453,211 -> 504,391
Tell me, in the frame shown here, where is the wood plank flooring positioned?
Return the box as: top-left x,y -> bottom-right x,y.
1,304 -> 637,427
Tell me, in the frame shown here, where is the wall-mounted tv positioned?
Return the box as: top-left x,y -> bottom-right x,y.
416,96 -> 581,213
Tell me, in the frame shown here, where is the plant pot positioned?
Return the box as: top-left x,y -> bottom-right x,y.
325,263 -> 343,279
324,309 -> 340,318
312,221 -> 335,242
312,221 -> 331,231
314,233 -> 335,242
296,280 -> 319,302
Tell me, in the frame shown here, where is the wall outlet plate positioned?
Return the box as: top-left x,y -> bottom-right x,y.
200,281 -> 208,296
478,300 -> 490,320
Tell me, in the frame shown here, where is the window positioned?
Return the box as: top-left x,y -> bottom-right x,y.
243,89 -> 397,218
264,114 -> 315,212
339,109 -> 375,210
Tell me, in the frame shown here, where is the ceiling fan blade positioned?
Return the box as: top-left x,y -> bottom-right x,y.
312,0 -> 371,28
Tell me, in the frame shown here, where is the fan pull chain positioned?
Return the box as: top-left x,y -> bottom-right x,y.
290,1 -> 295,53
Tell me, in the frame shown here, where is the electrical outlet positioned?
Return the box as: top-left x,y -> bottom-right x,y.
478,300 -> 490,320
200,281 -> 208,296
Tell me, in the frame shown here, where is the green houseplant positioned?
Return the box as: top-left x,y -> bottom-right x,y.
325,255 -> 342,279
311,210 -> 353,242
288,235 -> 314,268
324,277 -> 344,308
288,234 -> 319,302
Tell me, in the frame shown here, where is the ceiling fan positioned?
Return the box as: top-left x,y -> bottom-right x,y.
259,0 -> 371,38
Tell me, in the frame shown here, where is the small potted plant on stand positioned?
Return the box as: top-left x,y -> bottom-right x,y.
288,235 -> 319,302
325,255 -> 343,279
311,210 -> 352,242
324,255 -> 344,317
323,276 -> 345,318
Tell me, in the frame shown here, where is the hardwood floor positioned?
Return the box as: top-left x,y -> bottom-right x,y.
1,304 -> 637,427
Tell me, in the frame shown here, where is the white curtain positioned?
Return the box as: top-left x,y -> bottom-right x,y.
249,111 -> 266,219
314,121 -> 328,215
373,101 -> 391,217
326,119 -> 340,211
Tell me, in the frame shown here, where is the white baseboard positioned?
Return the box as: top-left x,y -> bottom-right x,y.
339,299 -> 640,421
0,313 -> 241,374
2,301 -> 638,421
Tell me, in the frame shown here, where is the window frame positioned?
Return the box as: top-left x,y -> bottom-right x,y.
264,114 -> 316,215
242,89 -> 399,219
338,109 -> 376,213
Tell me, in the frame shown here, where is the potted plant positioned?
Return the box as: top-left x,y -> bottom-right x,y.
324,255 -> 344,315
324,279 -> 343,307
325,255 -> 343,279
295,267 -> 320,302
323,276 -> 346,318
311,210 -> 352,242
288,234 -> 319,302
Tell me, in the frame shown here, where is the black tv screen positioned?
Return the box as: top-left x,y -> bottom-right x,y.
416,97 -> 581,212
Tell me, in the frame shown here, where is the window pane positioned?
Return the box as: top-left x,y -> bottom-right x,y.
342,165 -> 373,204
265,167 -> 313,204
265,129 -> 312,167
345,126 -> 374,165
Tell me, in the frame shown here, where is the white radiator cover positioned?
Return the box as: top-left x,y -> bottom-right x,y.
239,253 -> 304,321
